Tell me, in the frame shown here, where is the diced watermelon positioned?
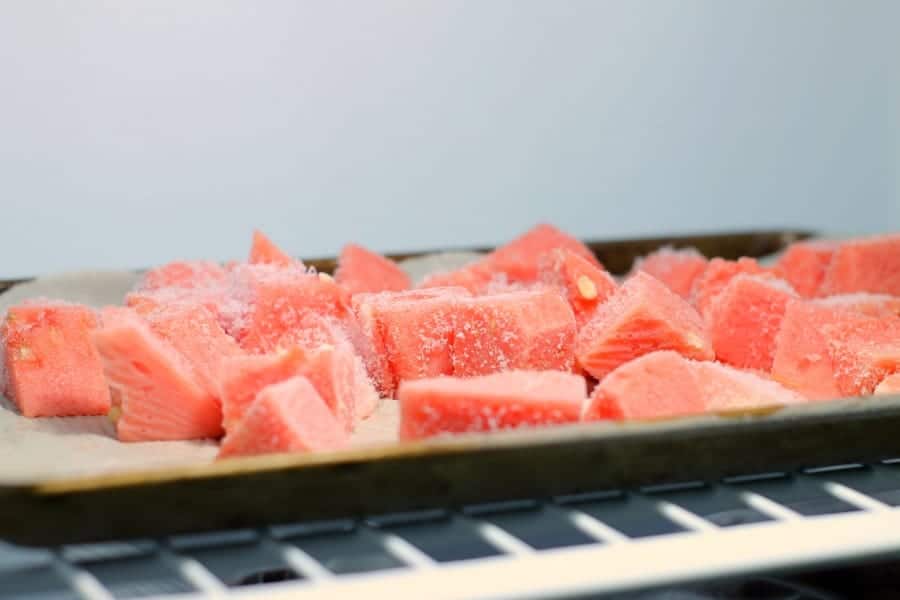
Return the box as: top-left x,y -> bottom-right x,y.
583,350 -> 805,421
691,257 -> 768,318
774,241 -> 837,298
820,235 -> 900,296
418,263 -> 494,295
772,301 -> 900,399
452,289 -> 576,376
575,272 -> 713,380
539,249 -> 618,328
709,275 -> 797,371
218,375 -> 349,459
224,264 -> 352,354
815,293 -> 900,320
875,373 -> 900,396
632,246 -> 708,299
335,244 -> 411,295
1,302 -> 110,417
352,287 -> 472,395
94,307 -> 222,441
249,230 -> 300,268
143,304 -> 244,400
398,370 -> 587,440
136,261 -> 227,292
218,347 -> 307,433
485,223 -> 601,284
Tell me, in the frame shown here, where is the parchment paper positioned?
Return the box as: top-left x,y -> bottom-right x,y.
0,252 -> 483,484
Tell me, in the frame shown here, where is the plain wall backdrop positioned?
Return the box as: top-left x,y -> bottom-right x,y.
0,1 -> 897,278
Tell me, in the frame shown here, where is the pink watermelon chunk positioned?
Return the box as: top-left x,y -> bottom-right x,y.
815,293 -> 900,320
143,304 -> 244,400
772,301 -> 900,399
94,307 -> 223,441
486,223 -> 601,284
224,264 -> 352,354
539,248 -> 618,328
452,288 -> 577,376
875,373 -> 900,396
249,229 -> 301,268
774,241 -> 836,298
1,302 -> 110,417
691,257 -> 768,318
218,375 -> 349,459
632,246 -> 708,299
136,261 -> 227,292
218,347 -> 307,433
352,287 -> 472,395
820,235 -> 900,296
583,350 -> 805,421
398,370 -> 587,440
575,272 -> 713,380
708,275 -> 797,371
335,244 -> 411,295
418,263 -> 494,295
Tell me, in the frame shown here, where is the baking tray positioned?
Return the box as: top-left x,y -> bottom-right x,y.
13,227 -> 894,548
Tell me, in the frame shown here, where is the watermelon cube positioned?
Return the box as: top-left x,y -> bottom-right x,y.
225,264 -> 352,354
335,244 -> 411,295
691,257 -> 768,318
398,370 -> 587,440
875,373 -> 900,396
708,275 -> 797,371
218,375 -> 349,459
94,307 -> 223,441
772,301 -> 900,399
452,289 -> 577,376
583,350 -> 805,421
774,241 -> 836,298
632,246 -> 708,299
136,261 -> 227,292
815,293 -> 900,320
418,262 -> 494,295
218,347 -> 307,433
143,304 -> 244,400
1,302 -> 110,417
575,272 -> 713,380
539,248 -> 618,328
249,229 -> 301,268
486,223 -> 601,284
821,234 -> 900,296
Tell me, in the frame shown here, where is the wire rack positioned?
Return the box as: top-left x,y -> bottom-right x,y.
5,459 -> 900,600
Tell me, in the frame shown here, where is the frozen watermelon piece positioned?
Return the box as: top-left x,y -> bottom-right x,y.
582,351 -> 703,420
225,264 -> 352,354
821,235 -> 900,296
218,375 -> 349,459
335,244 -> 411,295
1,302 -> 110,417
418,262 -> 495,295
539,249 -> 618,328
575,272 -> 713,380
143,304 -> 244,400
398,370 -> 587,440
584,350 -> 805,421
137,261 -> 227,292
709,275 -> 797,371
875,373 -> 900,396
249,229 -> 301,268
352,287 -> 472,395
632,246 -> 708,299
691,257 -> 768,318
218,347 -> 307,433
816,293 -> 900,320
821,317 -> 900,397
452,288 -> 576,376
94,307 -> 222,441
774,241 -> 836,298
485,223 -> 601,284
772,301 -> 900,399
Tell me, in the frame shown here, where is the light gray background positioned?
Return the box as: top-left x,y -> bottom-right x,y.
1,1 -> 897,278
